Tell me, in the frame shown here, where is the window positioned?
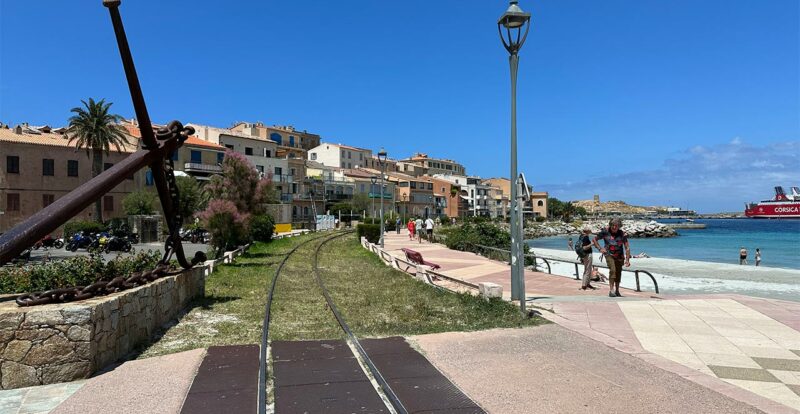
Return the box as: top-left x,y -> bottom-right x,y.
104,162 -> 113,171
67,160 -> 79,177
6,193 -> 20,211
537,200 -> 543,207
348,152 -> 352,159
410,182 -> 417,189
427,183 -> 433,190
289,136 -> 295,147
191,150 -> 202,163
217,152 -> 224,164
359,153 -> 363,160
292,183 -> 297,194
266,150 -> 271,158
311,153 -> 317,160
6,156 -> 19,174
225,144 -> 234,150
103,196 -> 114,212
275,167 -> 282,176
245,147 -> 254,155
290,168 -> 296,176
42,159 -> 55,176
270,133 -> 282,145
257,165 -> 264,174
42,194 -> 54,208
340,161 -> 346,168
145,169 -> 154,186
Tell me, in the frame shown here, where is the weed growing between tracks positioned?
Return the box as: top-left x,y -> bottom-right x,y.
319,235 -> 547,336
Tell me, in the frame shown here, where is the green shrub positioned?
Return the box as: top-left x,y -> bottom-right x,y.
122,190 -> 157,216
362,217 -> 396,231
63,220 -> 107,238
443,221 -> 510,252
535,216 -> 546,222
356,224 -> 381,244
0,250 -> 161,294
250,214 -> 275,242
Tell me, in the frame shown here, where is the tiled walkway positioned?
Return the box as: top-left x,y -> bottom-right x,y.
379,231 -> 800,412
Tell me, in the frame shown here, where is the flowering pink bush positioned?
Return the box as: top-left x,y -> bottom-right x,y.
206,150 -> 261,213
197,199 -> 250,255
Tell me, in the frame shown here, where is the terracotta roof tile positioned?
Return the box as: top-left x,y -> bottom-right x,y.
0,127 -> 138,152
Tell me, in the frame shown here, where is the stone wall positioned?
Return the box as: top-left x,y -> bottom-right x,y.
0,266 -> 205,389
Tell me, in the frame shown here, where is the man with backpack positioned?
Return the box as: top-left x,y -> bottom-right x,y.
576,227 -> 595,290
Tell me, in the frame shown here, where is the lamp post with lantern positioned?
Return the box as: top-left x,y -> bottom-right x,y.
498,0 -> 531,312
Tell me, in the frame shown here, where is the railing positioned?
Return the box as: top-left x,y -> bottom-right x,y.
470,243 -> 658,294
183,162 -> 222,173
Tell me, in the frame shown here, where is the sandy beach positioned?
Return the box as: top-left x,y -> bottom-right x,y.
530,247 -> 800,302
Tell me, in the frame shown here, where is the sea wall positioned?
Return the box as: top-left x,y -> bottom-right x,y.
523,220 -> 677,239
0,266 -> 205,389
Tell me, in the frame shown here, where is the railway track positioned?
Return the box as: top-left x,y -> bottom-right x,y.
258,231 -> 485,414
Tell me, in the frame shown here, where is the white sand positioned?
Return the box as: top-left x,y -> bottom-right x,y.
530,248 -> 800,301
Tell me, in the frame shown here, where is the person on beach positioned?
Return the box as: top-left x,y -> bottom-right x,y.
755,248 -> 761,266
577,227 -> 595,290
567,237 -> 574,252
407,219 -> 415,241
739,247 -> 748,265
593,218 -> 630,297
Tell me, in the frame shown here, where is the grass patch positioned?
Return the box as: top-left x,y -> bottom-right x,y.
319,235 -> 546,336
138,232 -> 546,358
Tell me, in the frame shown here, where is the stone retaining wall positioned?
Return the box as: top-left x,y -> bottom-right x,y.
0,266 -> 205,389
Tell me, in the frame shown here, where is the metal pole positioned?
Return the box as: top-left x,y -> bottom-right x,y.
380,165 -> 386,248
371,184 -> 375,218
508,52 -> 526,312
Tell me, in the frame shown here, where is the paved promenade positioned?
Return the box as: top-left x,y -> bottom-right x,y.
383,231 -> 800,412
1,231 -> 798,413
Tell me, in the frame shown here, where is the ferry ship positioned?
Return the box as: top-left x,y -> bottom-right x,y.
744,186 -> 800,218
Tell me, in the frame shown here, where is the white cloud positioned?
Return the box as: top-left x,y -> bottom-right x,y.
538,139 -> 800,213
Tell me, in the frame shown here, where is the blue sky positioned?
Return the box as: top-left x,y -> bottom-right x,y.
1,1 -> 798,213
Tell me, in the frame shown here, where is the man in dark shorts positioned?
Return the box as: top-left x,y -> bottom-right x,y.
592,218 -> 631,297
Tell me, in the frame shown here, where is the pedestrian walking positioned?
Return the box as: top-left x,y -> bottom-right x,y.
396,217 -> 401,234
415,217 -> 424,243
593,218 -> 630,297
576,227 -> 595,290
755,248 -> 761,266
407,219 -> 415,240
425,217 -> 435,242
567,237 -> 574,251
739,247 -> 748,265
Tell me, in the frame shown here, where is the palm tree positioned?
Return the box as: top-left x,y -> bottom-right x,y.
66,98 -> 130,222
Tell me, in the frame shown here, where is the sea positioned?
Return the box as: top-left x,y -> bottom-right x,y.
527,219 -> 800,270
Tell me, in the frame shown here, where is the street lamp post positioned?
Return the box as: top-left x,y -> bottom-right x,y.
378,148 -> 388,248
402,193 -> 407,224
370,176 -> 377,218
498,0 -> 531,312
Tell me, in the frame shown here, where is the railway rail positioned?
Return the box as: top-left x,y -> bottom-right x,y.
258,231 -> 484,414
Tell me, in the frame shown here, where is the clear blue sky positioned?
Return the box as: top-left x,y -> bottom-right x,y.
1,1 -> 798,213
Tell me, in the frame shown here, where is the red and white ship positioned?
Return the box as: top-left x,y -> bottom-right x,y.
744,186 -> 800,218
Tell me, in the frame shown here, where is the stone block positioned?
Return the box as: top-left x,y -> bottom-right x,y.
23,310 -> 62,326
478,282 -> 503,299
67,325 -> 90,342
61,307 -> 91,325
2,340 -> 32,362
0,313 -> 23,330
1,361 -> 38,389
41,361 -> 91,384
24,335 -> 74,366
74,342 -> 91,360
15,328 -> 58,342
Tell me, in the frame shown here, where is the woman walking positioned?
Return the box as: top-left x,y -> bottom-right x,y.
593,218 -> 631,297
407,218 -> 416,241
577,227 -> 595,290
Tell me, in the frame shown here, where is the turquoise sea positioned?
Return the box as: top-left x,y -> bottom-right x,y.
527,219 -> 800,270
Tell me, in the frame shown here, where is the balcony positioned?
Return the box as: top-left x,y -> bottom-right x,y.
273,174 -> 295,183
184,163 -> 223,174
280,193 -> 293,203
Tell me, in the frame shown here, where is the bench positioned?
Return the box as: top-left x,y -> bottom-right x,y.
400,248 -> 441,271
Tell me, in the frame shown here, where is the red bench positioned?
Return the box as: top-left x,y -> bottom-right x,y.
400,248 -> 441,270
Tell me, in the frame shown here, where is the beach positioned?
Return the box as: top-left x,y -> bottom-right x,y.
530,247 -> 800,302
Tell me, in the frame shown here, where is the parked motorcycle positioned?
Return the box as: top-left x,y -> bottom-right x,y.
32,234 -> 65,250
66,231 -> 95,252
103,235 -> 132,253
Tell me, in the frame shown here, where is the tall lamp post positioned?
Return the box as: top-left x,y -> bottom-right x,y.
402,193 -> 407,224
498,0 -> 531,312
378,148 -> 388,247
370,175 -> 377,218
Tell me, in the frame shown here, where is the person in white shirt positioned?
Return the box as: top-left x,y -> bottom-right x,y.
424,217 -> 435,242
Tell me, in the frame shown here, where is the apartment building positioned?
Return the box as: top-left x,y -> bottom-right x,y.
429,176 -> 466,218
398,153 -> 466,177
370,170 -> 435,220
230,122 -> 321,159
308,143 -> 372,170
483,177 -> 548,218
363,154 -> 399,173
343,168 -> 396,218
0,124 -> 141,233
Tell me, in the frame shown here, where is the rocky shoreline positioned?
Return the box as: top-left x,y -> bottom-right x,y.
517,220 -> 678,239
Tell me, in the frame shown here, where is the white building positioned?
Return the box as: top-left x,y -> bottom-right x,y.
308,143 -> 372,170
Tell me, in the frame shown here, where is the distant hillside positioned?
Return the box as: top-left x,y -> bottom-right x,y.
571,199 -> 661,214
